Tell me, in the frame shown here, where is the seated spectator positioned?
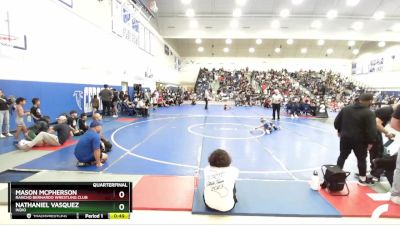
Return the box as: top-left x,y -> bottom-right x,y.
137,98 -> 149,117
26,116 -> 51,141
16,115 -> 72,150
92,113 -> 112,153
79,113 -> 88,133
68,110 -> 84,136
203,149 -> 239,212
30,98 -> 42,123
74,121 -> 108,167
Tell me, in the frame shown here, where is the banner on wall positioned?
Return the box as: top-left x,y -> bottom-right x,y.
112,0 -> 154,54
352,50 -> 399,75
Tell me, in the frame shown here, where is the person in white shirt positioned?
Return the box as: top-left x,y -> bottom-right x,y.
271,90 -> 283,120
203,149 -> 239,212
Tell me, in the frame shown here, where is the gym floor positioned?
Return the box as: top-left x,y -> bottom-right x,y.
0,104 -> 399,224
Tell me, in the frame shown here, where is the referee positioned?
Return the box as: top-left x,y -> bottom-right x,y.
334,93 -> 377,186
271,90 -> 283,120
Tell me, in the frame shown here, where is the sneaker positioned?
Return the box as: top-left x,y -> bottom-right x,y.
295,115 -> 299,118
358,177 -> 374,186
354,173 -> 360,178
291,115 -> 294,119
391,196 -> 400,205
16,143 -> 30,151
5,133 -> 13,137
76,162 -> 90,167
112,115 -> 118,118
265,130 -> 271,134
0,134 -> 5,138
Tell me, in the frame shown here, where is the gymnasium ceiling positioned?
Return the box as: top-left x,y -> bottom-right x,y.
151,0 -> 400,58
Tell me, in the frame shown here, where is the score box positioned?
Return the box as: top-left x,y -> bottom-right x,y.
8,182 -> 132,219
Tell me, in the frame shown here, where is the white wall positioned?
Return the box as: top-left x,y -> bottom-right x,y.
0,0 -> 180,88
179,57 -> 352,84
351,44 -> 400,90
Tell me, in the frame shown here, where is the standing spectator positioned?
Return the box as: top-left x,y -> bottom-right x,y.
390,104 -> 400,205
271,90 -> 283,120
204,89 -> 210,110
111,90 -> 119,118
0,89 -> 12,138
203,149 -> 239,212
30,98 -> 42,123
91,95 -> 100,115
74,121 -> 108,167
334,93 -> 377,185
99,84 -> 113,116
370,104 -> 397,171
14,97 -> 30,142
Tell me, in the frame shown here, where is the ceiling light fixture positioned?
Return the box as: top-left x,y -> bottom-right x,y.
256,39 -> 263,45
275,47 -> 281,53
189,20 -> 198,28
392,23 -> 400,32
185,8 -> 195,17
351,21 -> 364,31
271,20 -> 280,29
310,20 -> 322,29
317,39 -> 325,46
326,48 -> 334,55
346,0 -> 360,7
280,9 -> 290,18
181,0 -> 191,5
230,19 -> 239,28
348,40 -> 356,47
373,11 -> 385,20
301,48 -> 307,54
233,8 -> 242,17
287,39 -> 294,45
235,0 -> 247,6
225,38 -> 232,44
249,47 -> 255,53
378,41 -> 386,47
223,47 -> 229,53
195,38 -> 202,44
197,46 -> 204,52
326,10 -> 338,19
291,0 -> 304,5
352,49 -> 359,55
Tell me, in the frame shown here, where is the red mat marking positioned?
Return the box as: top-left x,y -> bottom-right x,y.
31,139 -> 77,151
116,118 -> 138,123
133,176 -> 195,211
320,183 -> 400,218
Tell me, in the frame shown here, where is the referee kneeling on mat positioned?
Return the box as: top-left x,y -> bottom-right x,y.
74,121 -> 108,167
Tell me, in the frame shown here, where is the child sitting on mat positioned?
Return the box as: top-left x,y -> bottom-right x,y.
203,149 -> 239,212
255,117 -> 280,134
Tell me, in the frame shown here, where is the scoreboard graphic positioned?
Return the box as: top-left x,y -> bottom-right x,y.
8,182 -> 132,219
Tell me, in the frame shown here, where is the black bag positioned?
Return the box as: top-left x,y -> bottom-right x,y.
320,165 -> 350,196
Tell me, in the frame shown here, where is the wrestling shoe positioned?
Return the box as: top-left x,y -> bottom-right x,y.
357,177 -> 374,186
0,134 -> 5,138
265,130 -> 271,134
5,133 -> 13,137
